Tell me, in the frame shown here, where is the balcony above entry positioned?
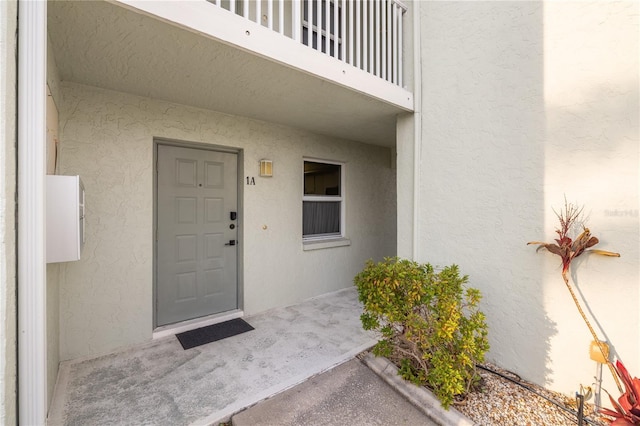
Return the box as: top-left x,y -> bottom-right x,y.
207,0 -> 408,87
51,0 -> 414,146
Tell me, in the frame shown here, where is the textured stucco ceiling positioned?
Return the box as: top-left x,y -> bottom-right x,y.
47,0 -> 404,146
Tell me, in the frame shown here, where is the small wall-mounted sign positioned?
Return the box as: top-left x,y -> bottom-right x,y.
246,176 -> 256,185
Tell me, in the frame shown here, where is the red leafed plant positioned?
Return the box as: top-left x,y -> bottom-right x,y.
528,200 -> 622,391
600,361 -> 640,425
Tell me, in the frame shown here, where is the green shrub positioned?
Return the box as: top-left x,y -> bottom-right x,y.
354,257 -> 489,409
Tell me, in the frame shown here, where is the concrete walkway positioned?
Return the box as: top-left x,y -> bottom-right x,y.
232,358 -> 438,426
49,288 -> 379,425
48,287 -> 469,426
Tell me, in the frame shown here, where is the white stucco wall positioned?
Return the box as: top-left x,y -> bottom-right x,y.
0,0 -> 17,424
56,82 -> 396,361
541,0 -> 639,396
414,0 -> 638,396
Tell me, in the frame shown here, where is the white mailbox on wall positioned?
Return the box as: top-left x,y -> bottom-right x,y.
47,175 -> 85,263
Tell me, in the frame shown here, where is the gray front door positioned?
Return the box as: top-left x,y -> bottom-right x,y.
156,144 -> 238,327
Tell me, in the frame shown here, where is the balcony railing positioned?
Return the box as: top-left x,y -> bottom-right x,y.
207,0 -> 407,86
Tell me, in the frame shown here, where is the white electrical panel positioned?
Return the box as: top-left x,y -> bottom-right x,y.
46,175 -> 85,263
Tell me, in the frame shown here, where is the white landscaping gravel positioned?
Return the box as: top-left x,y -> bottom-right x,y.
454,364 -> 607,426
363,352 -> 609,426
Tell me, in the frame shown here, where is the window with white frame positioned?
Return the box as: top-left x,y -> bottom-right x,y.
303,160 -> 343,239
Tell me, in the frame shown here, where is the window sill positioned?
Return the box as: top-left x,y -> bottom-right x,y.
303,237 -> 351,251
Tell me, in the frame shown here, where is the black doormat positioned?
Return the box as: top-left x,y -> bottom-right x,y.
176,318 -> 254,350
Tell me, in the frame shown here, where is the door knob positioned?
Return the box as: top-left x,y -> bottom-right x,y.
225,240 -> 237,246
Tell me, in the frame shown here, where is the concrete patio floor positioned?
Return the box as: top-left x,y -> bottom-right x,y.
47,287 -> 379,425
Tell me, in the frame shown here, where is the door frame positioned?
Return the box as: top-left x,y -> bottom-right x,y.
152,138 -> 244,332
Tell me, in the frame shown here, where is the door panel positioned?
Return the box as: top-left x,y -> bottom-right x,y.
156,145 -> 238,327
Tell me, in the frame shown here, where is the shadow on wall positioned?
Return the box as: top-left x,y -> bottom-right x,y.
538,0 -> 638,396
417,1 -> 555,386
545,80 -> 639,385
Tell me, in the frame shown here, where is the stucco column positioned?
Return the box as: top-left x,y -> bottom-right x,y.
396,113 -> 416,259
395,0 -> 422,261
